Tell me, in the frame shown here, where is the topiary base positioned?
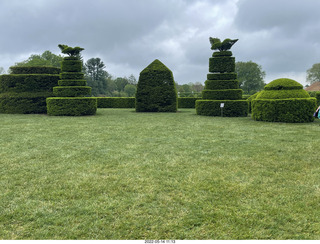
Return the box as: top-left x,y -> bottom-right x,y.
0,92 -> 53,114
252,98 -> 317,123
46,97 -> 97,116
196,100 -> 248,117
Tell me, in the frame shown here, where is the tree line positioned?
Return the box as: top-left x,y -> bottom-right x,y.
4,49 -> 305,96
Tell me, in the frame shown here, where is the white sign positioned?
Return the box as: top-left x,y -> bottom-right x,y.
220,103 -> 225,108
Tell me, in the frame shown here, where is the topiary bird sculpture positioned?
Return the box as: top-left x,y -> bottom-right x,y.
209,37 -> 238,51
58,44 -> 84,57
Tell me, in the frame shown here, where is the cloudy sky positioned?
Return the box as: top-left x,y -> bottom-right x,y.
1,0 -> 320,86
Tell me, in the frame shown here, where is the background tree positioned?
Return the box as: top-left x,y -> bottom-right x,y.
306,63 -> 320,85
84,58 -> 111,96
235,61 -> 266,94
0,67 -> 5,74
14,50 -> 63,68
124,84 -> 137,97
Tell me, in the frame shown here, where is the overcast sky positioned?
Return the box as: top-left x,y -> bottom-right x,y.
1,0 -> 320,85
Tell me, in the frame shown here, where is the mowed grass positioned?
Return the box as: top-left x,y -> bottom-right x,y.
0,109 -> 319,240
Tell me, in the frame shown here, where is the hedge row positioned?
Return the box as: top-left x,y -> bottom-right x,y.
0,92 -> 53,114
46,97 -> 97,116
196,100 -> 248,117
10,66 -> 60,74
252,98 -> 317,123
0,74 -> 59,93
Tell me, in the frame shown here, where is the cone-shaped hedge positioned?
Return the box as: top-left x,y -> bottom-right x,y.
196,46 -> 248,117
136,59 -> 177,112
47,52 -> 97,116
0,66 -> 60,114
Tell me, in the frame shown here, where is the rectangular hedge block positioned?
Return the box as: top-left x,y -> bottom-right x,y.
97,97 -> 135,108
209,57 -> 235,73
202,89 -> 242,100
196,100 -> 248,117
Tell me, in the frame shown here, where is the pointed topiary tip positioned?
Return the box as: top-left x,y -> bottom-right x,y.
141,59 -> 172,73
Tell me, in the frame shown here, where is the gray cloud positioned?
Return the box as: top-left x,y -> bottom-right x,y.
1,0 -> 320,85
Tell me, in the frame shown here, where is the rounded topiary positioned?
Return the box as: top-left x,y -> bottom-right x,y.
0,67 -> 59,114
136,59 -> 177,112
252,78 -> 317,123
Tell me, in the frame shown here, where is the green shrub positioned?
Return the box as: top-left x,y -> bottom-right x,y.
46,97 -> 97,116
0,74 -> 59,93
264,78 -> 303,90
0,92 -> 53,114
212,51 -> 232,57
256,89 -> 309,99
97,97 -> 135,108
53,86 -> 91,97
61,59 -> 82,72
316,93 -> 320,106
58,79 -> 87,86
10,66 -> 60,74
60,72 -> 84,80
207,73 -> 237,80
242,94 -> 251,99
209,57 -> 235,73
196,100 -> 248,117
178,97 -> 199,108
247,92 -> 260,113
202,89 -> 242,100
252,98 -> 316,123
136,59 -> 177,112
204,79 -> 239,90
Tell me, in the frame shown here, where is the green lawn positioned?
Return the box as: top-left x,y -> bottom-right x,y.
0,109 -> 319,239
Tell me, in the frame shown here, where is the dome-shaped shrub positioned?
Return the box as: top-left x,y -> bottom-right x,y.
252,78 -> 317,123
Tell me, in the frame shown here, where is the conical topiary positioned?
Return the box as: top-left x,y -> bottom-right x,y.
46,45 -> 97,116
135,59 -> 177,112
196,38 -> 248,117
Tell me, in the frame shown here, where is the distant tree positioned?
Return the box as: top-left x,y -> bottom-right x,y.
0,67 -> 5,74
128,74 -> 137,85
14,50 -> 63,68
191,82 -> 204,93
114,77 -> 129,93
306,63 -> 320,85
124,84 -> 137,97
235,61 -> 265,94
84,58 -> 111,96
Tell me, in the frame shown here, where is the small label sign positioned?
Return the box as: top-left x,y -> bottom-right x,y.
220,103 -> 225,108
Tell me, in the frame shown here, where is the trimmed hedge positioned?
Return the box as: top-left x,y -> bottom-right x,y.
61,59 -> 82,72
0,74 -> 60,93
252,98 -> 316,123
264,78 -> 303,90
60,72 -> 84,80
178,97 -> 199,108
97,97 -> 135,108
0,92 -> 53,114
256,89 -> 309,99
209,57 -> 235,73
58,79 -> 87,86
202,89 -> 242,100
212,51 -> 232,57
46,97 -> 97,116
196,100 -> 248,117
308,91 -> 320,105
204,79 -> 239,90
53,86 -> 91,97
136,59 -> 177,112
207,73 -> 237,80
10,66 -> 60,74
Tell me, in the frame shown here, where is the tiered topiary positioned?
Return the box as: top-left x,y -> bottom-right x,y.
196,37 -> 248,117
46,45 -> 97,116
136,59 -> 177,112
252,78 -> 317,123
0,66 -> 60,114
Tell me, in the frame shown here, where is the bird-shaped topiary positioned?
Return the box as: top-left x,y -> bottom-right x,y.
209,37 -> 238,52
58,44 -> 84,58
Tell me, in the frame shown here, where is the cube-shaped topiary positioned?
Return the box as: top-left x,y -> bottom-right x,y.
136,59 -> 177,112
252,78 -> 317,123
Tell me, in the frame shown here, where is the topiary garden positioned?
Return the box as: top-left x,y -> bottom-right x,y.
0,66 -> 60,114
46,45 -> 97,116
196,38 -> 248,117
251,78 -> 317,123
135,59 -> 177,112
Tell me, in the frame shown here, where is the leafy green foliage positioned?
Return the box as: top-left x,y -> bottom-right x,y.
235,61 -> 266,94
252,98 -> 316,123
306,63 -> 320,85
207,73 -> 237,80
209,37 -> 238,51
61,59 -> 82,72
196,99 -> 248,117
10,66 -> 60,74
58,44 -> 84,58
178,97 -> 199,108
209,57 -> 235,73
97,97 -> 135,108
202,89 -> 242,100
204,79 -> 239,90
53,86 -> 91,97
264,78 -> 303,90
46,97 -> 97,116
136,59 -> 177,112
13,50 -> 63,68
